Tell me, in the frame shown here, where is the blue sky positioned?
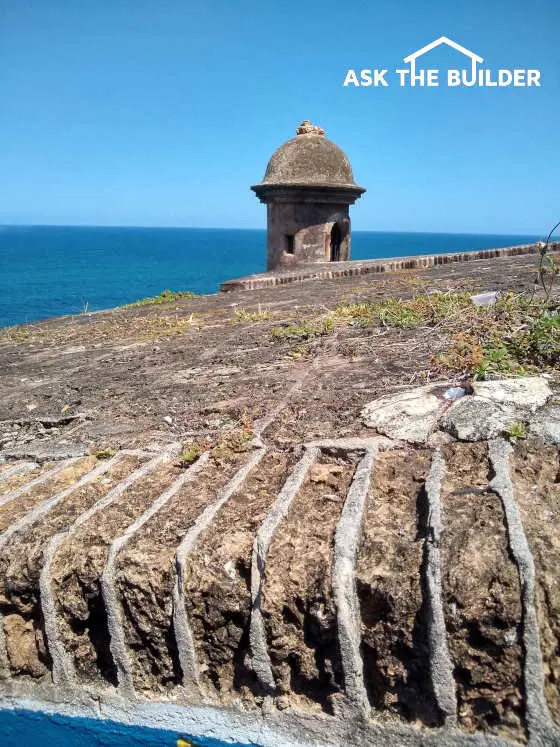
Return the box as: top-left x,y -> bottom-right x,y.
0,0 -> 558,233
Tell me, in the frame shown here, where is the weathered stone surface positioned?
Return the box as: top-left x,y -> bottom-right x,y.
220,242 -> 557,291
0,254 -> 559,746
0,457 -> 97,532
440,443 -> 524,741
356,449 -> 436,724
441,397 -> 517,441
261,453 -> 358,714
255,123 -> 359,189
364,376 -> 555,444
2,442 -> 88,463
511,442 -> 560,724
3,614 -> 48,678
118,448 -> 265,695
252,122 -> 365,270
528,405 -> 560,444
183,449 -> 293,702
473,377 -> 552,411
51,460 -> 184,687
361,386 -> 445,443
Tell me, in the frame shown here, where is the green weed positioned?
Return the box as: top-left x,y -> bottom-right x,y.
505,422 -> 528,441
233,303 -> 272,322
335,292 -> 474,330
334,302 -> 376,326
0,325 -> 31,343
269,316 -> 334,341
420,293 -> 560,378
96,448 -> 118,460
122,289 -> 196,308
178,440 -> 209,467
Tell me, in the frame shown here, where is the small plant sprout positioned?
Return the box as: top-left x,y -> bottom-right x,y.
233,303 -> 272,322
122,290 -> 196,308
505,422 -> 528,441
0,325 -> 31,343
269,316 -> 334,341
96,448 -> 118,460
178,439 -> 212,467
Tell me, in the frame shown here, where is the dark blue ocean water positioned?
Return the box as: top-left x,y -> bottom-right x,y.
0,225 -> 541,329
1,708 -> 250,747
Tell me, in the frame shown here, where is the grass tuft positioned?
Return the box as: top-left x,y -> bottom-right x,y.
336,290 -> 559,379
335,292 -> 474,329
96,448 -> 118,460
269,317 -> 334,341
178,440 -> 211,467
434,333 -> 485,372
233,304 -> 272,322
431,294 -> 559,377
121,289 -> 196,308
0,325 -> 32,343
505,422 -> 528,441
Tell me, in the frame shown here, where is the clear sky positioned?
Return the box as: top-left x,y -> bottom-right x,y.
0,0 -> 558,234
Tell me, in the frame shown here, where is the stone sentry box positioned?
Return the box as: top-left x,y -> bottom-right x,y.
252,121 -> 366,271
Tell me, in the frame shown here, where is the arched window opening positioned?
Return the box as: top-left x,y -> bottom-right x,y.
330,223 -> 342,261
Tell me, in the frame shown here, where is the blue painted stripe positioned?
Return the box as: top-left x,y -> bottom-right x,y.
0,708 -> 255,747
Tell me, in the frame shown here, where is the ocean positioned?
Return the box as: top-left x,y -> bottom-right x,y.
0,225 -> 541,329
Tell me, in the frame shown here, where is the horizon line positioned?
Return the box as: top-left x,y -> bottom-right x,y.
0,223 -> 545,238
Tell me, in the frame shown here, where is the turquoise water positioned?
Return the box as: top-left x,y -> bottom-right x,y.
0,225 -> 541,328
1,708 -> 251,747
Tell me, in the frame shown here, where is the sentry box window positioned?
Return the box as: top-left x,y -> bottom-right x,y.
284,234 -> 295,254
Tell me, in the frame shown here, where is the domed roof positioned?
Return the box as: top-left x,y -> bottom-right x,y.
253,121 -> 364,191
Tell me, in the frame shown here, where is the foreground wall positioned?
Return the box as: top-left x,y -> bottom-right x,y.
0,377 -> 559,746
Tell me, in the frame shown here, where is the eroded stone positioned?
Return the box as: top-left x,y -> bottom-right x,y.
528,405 -> 560,444
473,377 -> 552,411
356,449 -> 436,724
441,397 -> 517,441
3,614 -> 49,678
2,442 -> 88,462
361,386 -> 445,443
440,442 -> 524,741
261,453 -> 358,713
511,442 -> 560,723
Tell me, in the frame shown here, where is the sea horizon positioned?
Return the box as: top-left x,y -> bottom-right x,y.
0,223 -> 546,236
0,225 -> 542,329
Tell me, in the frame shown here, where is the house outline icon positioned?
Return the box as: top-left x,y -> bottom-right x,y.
403,36 -> 484,83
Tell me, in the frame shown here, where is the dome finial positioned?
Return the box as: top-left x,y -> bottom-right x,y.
296,120 -> 325,136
